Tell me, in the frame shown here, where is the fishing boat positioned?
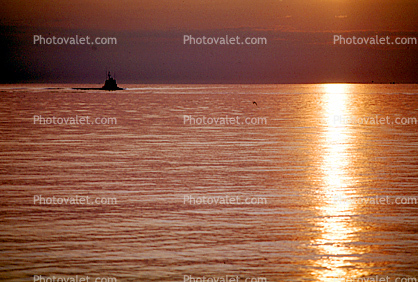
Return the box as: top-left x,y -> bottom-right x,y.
73,71 -> 124,90
101,71 -> 123,90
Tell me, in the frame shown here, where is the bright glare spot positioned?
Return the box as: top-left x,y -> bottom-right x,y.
323,85 -> 348,121
324,84 -> 348,94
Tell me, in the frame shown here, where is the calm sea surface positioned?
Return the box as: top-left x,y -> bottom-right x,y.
0,84 -> 417,282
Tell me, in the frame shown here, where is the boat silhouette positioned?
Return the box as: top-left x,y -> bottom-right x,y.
74,71 -> 124,91
101,72 -> 123,90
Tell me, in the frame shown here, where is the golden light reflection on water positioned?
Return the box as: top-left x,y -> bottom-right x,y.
312,84 -> 368,281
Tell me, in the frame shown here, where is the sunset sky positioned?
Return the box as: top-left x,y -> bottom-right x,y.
1,0 -> 417,83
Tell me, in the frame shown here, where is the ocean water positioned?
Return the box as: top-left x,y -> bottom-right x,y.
0,84 -> 417,282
